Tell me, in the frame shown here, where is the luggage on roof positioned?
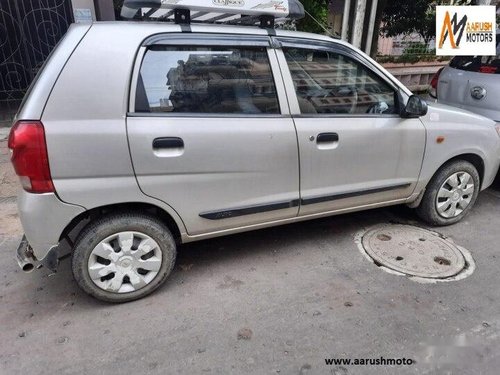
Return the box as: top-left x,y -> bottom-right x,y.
121,0 -> 305,28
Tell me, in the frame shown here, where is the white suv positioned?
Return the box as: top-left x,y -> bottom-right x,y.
9,1 -> 500,302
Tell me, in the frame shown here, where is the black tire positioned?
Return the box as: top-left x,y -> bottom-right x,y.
416,160 -> 480,226
72,213 -> 176,303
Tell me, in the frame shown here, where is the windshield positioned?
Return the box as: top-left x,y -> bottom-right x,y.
449,36 -> 500,74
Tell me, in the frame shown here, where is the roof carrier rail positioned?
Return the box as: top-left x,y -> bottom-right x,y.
121,0 -> 305,29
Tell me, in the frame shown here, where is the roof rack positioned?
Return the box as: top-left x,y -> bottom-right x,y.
121,0 -> 305,29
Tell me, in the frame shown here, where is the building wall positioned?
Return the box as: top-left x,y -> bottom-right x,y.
94,0 -> 115,21
328,0 -> 345,36
70,0 -> 115,22
71,0 -> 96,22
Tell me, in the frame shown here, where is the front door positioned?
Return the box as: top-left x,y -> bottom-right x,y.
275,41 -> 426,215
127,35 -> 300,235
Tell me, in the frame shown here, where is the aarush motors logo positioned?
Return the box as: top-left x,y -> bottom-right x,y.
438,11 -> 467,49
436,6 -> 496,56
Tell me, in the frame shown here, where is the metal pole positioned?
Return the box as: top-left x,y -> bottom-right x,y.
341,0 -> 351,41
352,0 -> 367,49
365,0 -> 378,55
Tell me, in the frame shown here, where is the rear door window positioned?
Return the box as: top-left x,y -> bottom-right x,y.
136,46 -> 280,114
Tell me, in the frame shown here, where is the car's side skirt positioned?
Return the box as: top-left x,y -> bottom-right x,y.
199,183 -> 412,220
185,197 -> 410,243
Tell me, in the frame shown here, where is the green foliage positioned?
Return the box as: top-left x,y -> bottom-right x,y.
380,0 -> 481,43
295,0 -> 330,34
376,54 -> 449,64
381,0 -> 435,43
399,42 -> 432,63
377,40 -> 443,64
402,42 -> 430,55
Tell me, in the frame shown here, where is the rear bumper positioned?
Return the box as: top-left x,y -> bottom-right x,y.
18,190 -> 85,262
16,234 -> 64,273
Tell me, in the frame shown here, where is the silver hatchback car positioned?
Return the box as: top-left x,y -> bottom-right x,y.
9,6 -> 500,302
432,33 -> 500,122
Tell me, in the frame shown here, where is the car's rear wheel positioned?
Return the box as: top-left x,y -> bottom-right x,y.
72,213 -> 176,303
416,160 -> 480,226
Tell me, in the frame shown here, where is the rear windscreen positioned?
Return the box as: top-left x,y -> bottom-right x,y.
449,37 -> 500,74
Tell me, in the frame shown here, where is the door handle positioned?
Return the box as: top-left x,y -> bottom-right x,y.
153,137 -> 184,149
316,133 -> 339,143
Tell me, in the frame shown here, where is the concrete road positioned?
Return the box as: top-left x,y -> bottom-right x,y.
1,138 -> 500,374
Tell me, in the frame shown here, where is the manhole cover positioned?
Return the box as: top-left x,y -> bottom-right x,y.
361,225 -> 466,279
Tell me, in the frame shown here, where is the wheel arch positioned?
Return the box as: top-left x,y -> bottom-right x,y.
441,153 -> 485,188
410,152 -> 485,209
59,202 -> 183,247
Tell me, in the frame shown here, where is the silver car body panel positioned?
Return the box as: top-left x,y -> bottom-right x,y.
438,66 -> 500,122
17,191 -> 85,260
14,21 -> 499,259
128,116 -> 300,235
16,23 -> 91,122
416,103 -> 500,192
181,198 -> 408,243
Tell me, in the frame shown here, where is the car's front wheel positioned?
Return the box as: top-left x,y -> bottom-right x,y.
416,160 -> 480,226
72,213 -> 176,303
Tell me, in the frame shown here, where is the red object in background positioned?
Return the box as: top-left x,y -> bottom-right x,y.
7,121 -> 55,193
479,66 -> 497,74
430,67 -> 444,90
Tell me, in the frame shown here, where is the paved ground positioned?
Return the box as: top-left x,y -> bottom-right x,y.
1,135 -> 500,375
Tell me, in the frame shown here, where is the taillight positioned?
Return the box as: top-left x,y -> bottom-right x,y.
479,65 -> 497,74
430,67 -> 444,90
7,121 -> 55,193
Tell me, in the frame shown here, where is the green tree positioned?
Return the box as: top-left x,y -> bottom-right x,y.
381,0 -> 436,44
380,0 -> 479,45
295,0 -> 330,34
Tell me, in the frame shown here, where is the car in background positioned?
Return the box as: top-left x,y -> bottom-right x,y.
430,33 -> 500,122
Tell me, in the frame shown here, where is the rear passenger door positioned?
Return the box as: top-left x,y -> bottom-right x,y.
127,34 -> 300,236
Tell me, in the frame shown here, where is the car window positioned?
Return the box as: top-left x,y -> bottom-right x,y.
449,36 -> 500,74
136,46 -> 280,114
283,48 -> 397,115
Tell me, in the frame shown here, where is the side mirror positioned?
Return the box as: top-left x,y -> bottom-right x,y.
401,95 -> 428,118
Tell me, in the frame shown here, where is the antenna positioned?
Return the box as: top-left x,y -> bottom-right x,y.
303,8 -> 339,39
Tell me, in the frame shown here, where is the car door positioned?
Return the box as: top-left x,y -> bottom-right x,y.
274,38 -> 426,216
127,34 -> 300,235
